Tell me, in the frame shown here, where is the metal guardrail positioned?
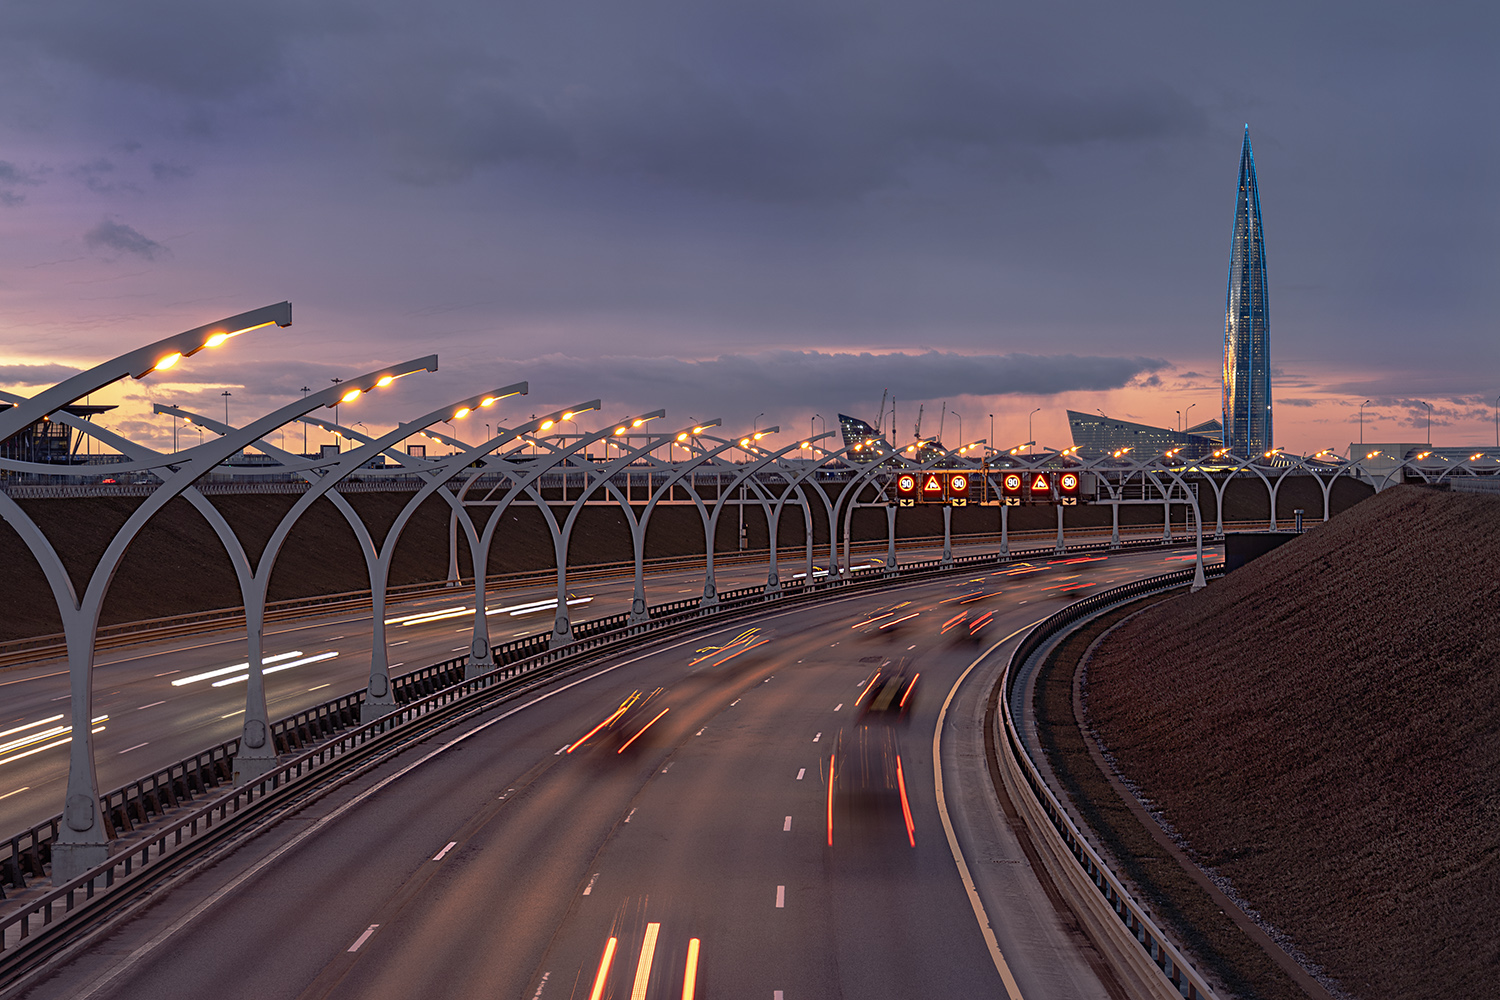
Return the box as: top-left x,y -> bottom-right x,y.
1000,566 -> 1229,1000
0,518 -> 1271,670
0,551 -> 977,958
0,533 -> 1217,898
0,531 -> 1211,909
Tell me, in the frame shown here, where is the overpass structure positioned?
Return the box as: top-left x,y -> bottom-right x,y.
0,303 -> 1481,997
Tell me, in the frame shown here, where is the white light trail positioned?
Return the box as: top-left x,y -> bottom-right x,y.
210,651 -> 339,687
172,651 -> 305,687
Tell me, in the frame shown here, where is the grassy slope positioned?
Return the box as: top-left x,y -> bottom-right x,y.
1086,485 -> 1500,1000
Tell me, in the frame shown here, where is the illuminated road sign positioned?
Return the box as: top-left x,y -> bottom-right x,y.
947,472 -> 969,506
1001,471 -> 1023,506
896,472 -> 917,507
1058,471 -> 1080,506
1027,471 -> 1051,500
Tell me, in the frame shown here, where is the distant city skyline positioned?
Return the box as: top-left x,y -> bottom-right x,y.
0,2 -> 1494,456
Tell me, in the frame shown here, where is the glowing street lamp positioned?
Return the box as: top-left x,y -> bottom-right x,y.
0,302 -> 290,443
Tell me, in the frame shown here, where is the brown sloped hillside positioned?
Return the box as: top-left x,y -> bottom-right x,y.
1086,485 -> 1500,1000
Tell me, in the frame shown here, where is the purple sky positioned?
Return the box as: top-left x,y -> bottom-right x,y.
1,1 -> 1496,456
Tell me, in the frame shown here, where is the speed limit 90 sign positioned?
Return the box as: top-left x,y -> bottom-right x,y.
896,472 -> 918,506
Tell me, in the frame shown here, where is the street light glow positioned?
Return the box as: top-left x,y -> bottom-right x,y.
539,419 -> 554,430
341,388 -> 362,403
454,406 -> 471,419
376,375 -> 396,387
153,352 -> 182,372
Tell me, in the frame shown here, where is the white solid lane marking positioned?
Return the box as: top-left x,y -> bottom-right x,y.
391,640 -> 408,646
451,646 -> 468,652
0,787 -> 29,801
153,670 -> 180,677
730,698 -> 740,706
348,925 -> 379,952
555,745 -> 568,755
625,808 -> 636,823
932,622 -> 1041,1000
389,662 -> 404,669
783,816 -> 792,832
812,733 -> 820,742
0,670 -> 67,689
775,993 -> 784,1000
775,885 -> 785,908
833,703 -> 842,712
796,768 -> 805,780
308,684 -> 330,692
136,701 -> 166,710
908,645 -> 916,650
220,710 -> 244,718
432,841 -> 457,861
118,743 -> 149,755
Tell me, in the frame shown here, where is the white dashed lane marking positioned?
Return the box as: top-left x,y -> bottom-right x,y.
348,925 -> 379,952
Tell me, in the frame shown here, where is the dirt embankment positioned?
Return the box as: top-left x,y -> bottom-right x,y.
1085,485 -> 1500,1000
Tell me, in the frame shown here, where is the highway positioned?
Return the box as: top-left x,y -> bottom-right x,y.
12,547 -> 1211,1000
0,542 -> 1030,836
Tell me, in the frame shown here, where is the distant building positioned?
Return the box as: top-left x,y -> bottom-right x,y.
0,403 -> 116,463
838,413 -> 947,465
1067,410 -> 1219,460
1223,126 -> 1273,456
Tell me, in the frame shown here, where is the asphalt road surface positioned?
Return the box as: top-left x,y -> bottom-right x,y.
12,547 -> 1213,1000
0,548 -> 937,835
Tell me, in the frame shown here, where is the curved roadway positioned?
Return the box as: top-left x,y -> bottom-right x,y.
12,548 -> 1210,1000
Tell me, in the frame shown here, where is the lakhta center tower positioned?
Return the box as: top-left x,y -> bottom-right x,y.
1223,125 -> 1271,456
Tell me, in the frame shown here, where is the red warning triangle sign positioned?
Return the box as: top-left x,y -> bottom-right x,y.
923,474 -> 943,492
1031,474 -> 1050,491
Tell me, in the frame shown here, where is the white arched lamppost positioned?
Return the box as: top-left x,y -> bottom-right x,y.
156,379 -> 532,727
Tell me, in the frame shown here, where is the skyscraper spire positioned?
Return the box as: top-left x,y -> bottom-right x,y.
1223,125 -> 1271,456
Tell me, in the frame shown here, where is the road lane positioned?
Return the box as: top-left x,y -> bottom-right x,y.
0,550 -> 917,834
14,547 -> 1199,1000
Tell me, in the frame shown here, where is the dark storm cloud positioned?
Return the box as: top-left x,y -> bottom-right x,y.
476,349 -> 1168,418
0,159 -> 44,205
358,41 -> 1207,197
84,219 -> 166,259
0,0 -> 362,99
150,161 -> 193,182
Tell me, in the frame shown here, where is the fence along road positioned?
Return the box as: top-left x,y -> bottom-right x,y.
7,547 -> 1201,1000
0,526 -> 1212,846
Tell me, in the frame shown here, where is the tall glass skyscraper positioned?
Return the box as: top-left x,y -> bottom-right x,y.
1223,126 -> 1272,456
